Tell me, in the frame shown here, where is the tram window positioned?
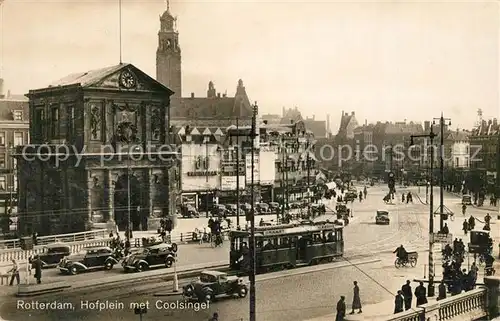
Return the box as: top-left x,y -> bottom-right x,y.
272,238 -> 279,246
256,240 -> 263,248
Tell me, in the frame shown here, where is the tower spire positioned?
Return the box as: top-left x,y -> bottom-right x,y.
166,0 -> 170,13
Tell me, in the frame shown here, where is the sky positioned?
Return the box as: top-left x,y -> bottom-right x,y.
0,0 -> 498,131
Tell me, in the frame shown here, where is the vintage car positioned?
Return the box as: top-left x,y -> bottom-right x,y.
29,243 -> 71,268
181,204 -> 199,218
462,195 -> 472,205
58,246 -> 119,275
256,203 -> 270,213
122,242 -> 178,272
212,204 -> 227,217
375,210 -> 390,225
344,191 -> 357,201
239,203 -> 252,213
182,270 -> 248,302
268,202 -> 280,213
468,230 -> 491,254
225,204 -> 238,216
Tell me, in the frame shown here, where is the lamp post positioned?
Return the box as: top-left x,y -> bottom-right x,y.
249,102 -> 258,321
410,125 -> 437,297
497,129 -> 500,219
126,146 -> 141,241
433,114 -> 451,231
204,134 -> 210,217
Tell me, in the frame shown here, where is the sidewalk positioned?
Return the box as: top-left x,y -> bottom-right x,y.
304,297 -> 437,321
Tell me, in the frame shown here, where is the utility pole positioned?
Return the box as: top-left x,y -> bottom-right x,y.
497,129 -> 500,219
249,102 -> 258,321
433,114 -> 451,231
235,117 -> 240,227
280,144 -> 285,222
411,125 -> 436,297
306,151 -> 311,215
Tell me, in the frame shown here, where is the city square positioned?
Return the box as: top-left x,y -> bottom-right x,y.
0,1 -> 498,321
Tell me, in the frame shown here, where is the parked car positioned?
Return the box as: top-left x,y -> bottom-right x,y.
30,243 -> 71,268
268,202 -> 280,213
59,246 -> 119,275
225,204 -> 238,216
344,191 -> 357,201
181,204 -> 199,218
375,210 -> 390,225
122,242 -> 178,272
256,203 -> 270,213
239,203 -> 251,213
212,204 -> 227,217
182,270 -> 248,302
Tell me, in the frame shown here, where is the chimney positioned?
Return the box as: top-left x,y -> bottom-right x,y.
493,118 -> 498,126
312,115 -> 315,120
326,114 -> 330,132
190,92 -> 194,98
0,79 -> 4,99
217,93 -> 221,98
365,119 -> 367,126
282,106 -> 286,116
351,111 -> 355,116
7,90 -> 10,98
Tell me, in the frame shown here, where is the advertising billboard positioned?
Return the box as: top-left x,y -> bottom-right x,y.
221,176 -> 246,191
245,154 -> 260,184
259,150 -> 276,185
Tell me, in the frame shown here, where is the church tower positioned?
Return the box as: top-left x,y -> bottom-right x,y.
156,1 -> 182,99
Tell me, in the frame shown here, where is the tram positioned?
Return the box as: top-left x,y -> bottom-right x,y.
229,221 -> 344,274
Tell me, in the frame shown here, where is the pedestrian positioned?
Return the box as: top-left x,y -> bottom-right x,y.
437,280 -> 447,301
350,281 -> 362,314
32,232 -> 38,246
208,312 -> 218,321
336,296 -> 346,321
414,281 -> 428,306
394,290 -> 404,314
441,223 -> 449,235
33,255 -> 42,284
402,193 -> 405,203
401,280 -> 412,310
9,259 -> 20,286
462,220 -> 468,235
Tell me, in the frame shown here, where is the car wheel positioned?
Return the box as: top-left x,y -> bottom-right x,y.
238,286 -> 248,298
203,292 -> 213,303
136,263 -> 148,272
69,266 -> 78,275
104,261 -> 114,270
165,257 -> 174,268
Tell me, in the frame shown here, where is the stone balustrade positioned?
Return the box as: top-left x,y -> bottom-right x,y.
0,229 -> 109,249
386,288 -> 488,321
0,239 -> 113,263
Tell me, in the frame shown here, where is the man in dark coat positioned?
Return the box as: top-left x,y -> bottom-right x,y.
401,280 -> 412,310
350,281 -> 362,314
437,280 -> 447,300
336,296 -> 346,321
414,281 -> 428,306
33,255 -> 42,284
394,290 -> 404,314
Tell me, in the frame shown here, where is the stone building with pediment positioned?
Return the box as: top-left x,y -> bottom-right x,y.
15,63 -> 179,236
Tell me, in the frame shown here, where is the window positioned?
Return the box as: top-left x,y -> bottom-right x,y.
0,176 -> 5,190
0,155 -> 5,168
67,105 -> 75,138
51,107 -> 59,138
455,157 -> 459,167
0,132 -> 4,146
14,133 -> 23,146
35,109 -> 45,139
13,110 -> 23,121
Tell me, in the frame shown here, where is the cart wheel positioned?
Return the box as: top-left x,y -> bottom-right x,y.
409,258 -> 417,267
394,259 -> 401,269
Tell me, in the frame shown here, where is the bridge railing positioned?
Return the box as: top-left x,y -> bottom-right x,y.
0,229 -> 109,249
386,288 -> 488,321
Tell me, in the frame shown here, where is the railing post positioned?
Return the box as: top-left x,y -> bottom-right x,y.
484,277 -> 500,318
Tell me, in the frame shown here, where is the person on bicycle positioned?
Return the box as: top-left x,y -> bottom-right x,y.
394,245 -> 408,263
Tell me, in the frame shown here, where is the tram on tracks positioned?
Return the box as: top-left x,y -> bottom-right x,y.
229,221 -> 344,274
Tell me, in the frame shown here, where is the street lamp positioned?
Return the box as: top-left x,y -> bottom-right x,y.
433,114 -> 452,231
410,125 -> 436,297
127,146 -> 141,241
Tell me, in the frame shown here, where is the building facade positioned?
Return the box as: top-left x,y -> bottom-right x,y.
16,63 -> 179,236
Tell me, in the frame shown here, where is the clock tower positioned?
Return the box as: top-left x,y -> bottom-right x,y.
156,1 -> 182,100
